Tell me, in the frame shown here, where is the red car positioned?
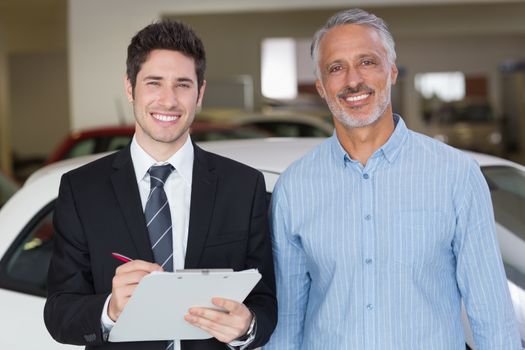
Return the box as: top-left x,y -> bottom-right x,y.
46,122 -> 269,164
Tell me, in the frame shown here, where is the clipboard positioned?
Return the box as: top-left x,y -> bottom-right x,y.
108,268 -> 261,342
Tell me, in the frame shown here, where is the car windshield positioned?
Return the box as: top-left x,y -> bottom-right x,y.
482,165 -> 525,342
483,166 -> 525,241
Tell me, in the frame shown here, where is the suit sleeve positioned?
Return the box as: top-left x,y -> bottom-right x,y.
453,161 -> 521,349
44,174 -> 108,346
241,171 -> 277,349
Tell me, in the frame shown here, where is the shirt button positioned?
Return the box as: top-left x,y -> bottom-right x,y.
365,258 -> 373,264
363,173 -> 369,179
365,214 -> 371,221
366,303 -> 374,310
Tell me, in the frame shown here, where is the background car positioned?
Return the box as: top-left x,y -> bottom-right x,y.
45,125 -> 135,165
198,109 -> 334,137
424,98 -> 505,156
0,138 -> 523,349
45,122 -> 270,165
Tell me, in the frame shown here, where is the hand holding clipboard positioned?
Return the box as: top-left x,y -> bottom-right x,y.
108,268 -> 261,341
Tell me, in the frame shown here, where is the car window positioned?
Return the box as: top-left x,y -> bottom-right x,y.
482,166 -> 525,240
0,201 -> 55,297
482,165 -> 525,297
65,138 -> 96,159
250,121 -> 329,137
192,127 -> 268,142
107,135 -> 132,151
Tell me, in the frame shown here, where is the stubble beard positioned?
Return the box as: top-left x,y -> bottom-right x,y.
326,75 -> 392,129
135,109 -> 194,146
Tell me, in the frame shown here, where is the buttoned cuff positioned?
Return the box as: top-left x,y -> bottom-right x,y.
100,294 -> 115,340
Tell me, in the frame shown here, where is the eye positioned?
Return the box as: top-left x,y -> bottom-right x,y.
328,64 -> 343,74
360,59 -> 376,66
146,81 -> 160,86
177,83 -> 191,88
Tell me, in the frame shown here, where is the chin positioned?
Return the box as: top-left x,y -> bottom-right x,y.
335,113 -> 380,129
152,134 -> 185,144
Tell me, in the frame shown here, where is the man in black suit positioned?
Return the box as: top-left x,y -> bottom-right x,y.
44,20 -> 276,350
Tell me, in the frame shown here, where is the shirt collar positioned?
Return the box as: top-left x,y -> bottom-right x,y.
330,114 -> 408,166
330,131 -> 350,167
130,135 -> 194,187
380,114 -> 408,163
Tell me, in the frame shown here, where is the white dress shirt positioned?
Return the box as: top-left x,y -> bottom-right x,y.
101,135 -> 193,350
131,134 -> 194,268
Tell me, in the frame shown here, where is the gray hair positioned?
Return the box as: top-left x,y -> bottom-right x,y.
311,8 -> 396,77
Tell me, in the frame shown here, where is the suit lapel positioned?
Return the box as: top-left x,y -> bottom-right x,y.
110,147 -> 154,262
185,144 -> 217,268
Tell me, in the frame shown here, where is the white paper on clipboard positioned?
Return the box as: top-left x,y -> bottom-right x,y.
108,268 -> 261,342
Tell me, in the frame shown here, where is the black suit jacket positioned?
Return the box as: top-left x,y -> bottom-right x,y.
44,144 -> 277,350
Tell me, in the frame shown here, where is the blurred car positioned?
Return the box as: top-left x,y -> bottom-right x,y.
425,98 -> 504,156
45,122 -> 270,165
231,114 -> 333,137
198,109 -> 334,137
0,138 -> 524,349
0,171 -> 19,208
45,126 -> 134,164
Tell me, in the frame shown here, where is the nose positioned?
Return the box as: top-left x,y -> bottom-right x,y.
157,86 -> 179,109
345,67 -> 364,89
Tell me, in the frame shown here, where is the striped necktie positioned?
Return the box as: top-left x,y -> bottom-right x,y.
145,164 -> 174,272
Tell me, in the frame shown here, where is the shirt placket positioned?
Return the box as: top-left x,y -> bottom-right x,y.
360,161 -> 376,350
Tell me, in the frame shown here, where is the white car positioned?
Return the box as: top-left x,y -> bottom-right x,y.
0,138 -> 523,349
198,109 -> 334,138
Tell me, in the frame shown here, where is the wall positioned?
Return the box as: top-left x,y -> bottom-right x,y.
69,1 -> 525,131
9,52 -> 70,159
173,10 -> 332,110
0,0 -> 68,168
0,29 -> 12,174
1,0 -> 67,53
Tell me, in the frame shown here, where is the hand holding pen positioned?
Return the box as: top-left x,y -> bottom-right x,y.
108,252 -> 163,321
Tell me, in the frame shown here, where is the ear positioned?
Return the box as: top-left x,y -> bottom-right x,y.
315,79 -> 326,99
390,64 -> 399,85
197,80 -> 206,107
124,75 -> 134,102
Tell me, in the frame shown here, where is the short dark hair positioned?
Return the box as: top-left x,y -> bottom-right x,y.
126,19 -> 206,92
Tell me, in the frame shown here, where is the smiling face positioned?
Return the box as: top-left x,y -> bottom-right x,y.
125,49 -> 205,158
315,24 -> 398,129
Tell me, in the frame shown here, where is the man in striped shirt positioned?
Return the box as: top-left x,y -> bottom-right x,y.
265,8 -> 520,350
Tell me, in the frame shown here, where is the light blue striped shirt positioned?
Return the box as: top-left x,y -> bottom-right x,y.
265,115 -> 520,350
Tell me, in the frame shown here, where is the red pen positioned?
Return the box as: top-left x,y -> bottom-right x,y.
111,252 -> 133,263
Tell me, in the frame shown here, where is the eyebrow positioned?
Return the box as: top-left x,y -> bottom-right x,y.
356,53 -> 380,60
324,53 -> 381,67
143,75 -> 195,84
326,59 -> 344,66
